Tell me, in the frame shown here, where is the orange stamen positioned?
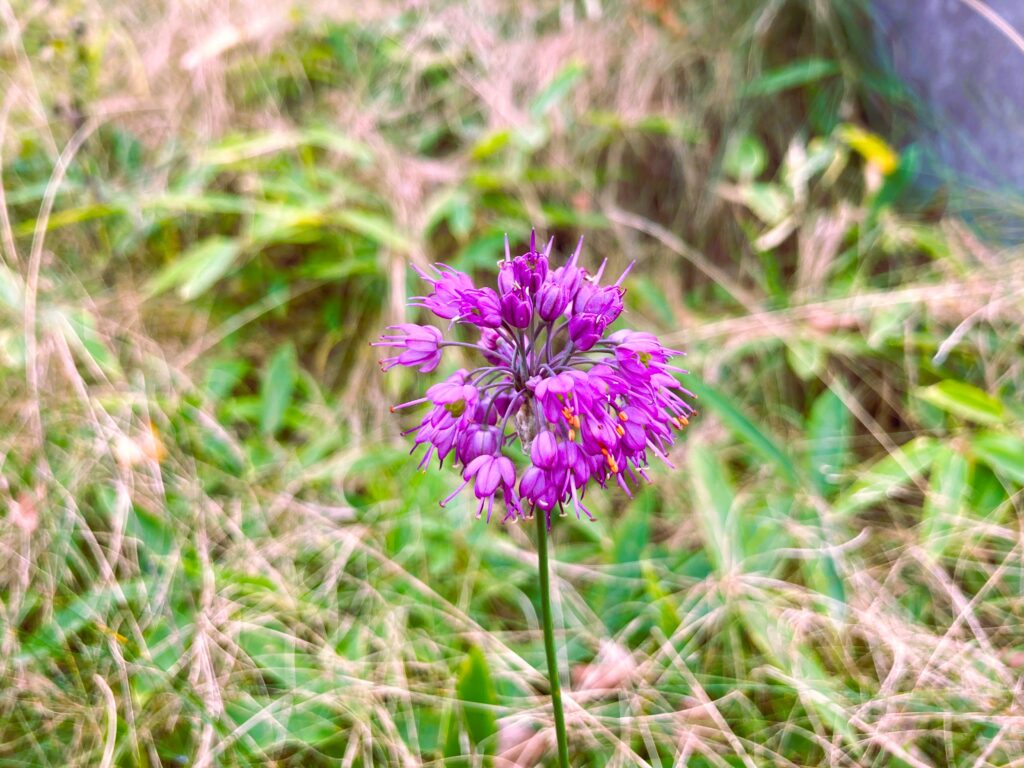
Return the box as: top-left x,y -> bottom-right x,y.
599,447 -> 619,473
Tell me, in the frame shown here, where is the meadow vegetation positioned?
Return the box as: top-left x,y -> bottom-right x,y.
1,1 -> 1023,765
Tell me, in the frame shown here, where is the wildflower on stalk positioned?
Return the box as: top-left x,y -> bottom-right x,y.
377,230 -> 695,527
376,229 -> 696,768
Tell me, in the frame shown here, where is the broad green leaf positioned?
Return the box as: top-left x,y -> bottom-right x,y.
642,560 -> 683,637
225,692 -> 343,753
807,388 -> 851,497
225,694 -> 286,755
867,304 -> 912,349
746,58 -> 840,96
803,391 -> 851,611
804,548 -> 846,616
260,344 -> 296,436
972,432 -> 1024,485
204,358 -> 250,401
127,504 -> 174,558
18,581 -> 144,662
747,622 -> 859,747
613,488 -> 653,565
787,340 -> 825,381
917,380 -> 1005,426
248,206 -> 326,244
599,489 -> 653,633
456,646 -> 497,753
200,127 -> 372,165
56,308 -> 122,377
238,622 -> 299,686
684,378 -> 798,483
723,133 -> 767,180
146,236 -> 242,300
470,129 -> 512,160
14,202 -> 121,236
738,182 -> 790,225
835,436 -> 939,516
689,450 -> 738,575
921,446 -> 969,557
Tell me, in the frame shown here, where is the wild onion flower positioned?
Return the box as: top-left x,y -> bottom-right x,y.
375,231 -> 696,527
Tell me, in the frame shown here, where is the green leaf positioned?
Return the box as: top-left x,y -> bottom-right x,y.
18,581 -> 144,662
867,303 -> 912,349
146,236 -> 242,300
0,265 -> 24,310
684,378 -> 798,483
787,340 -> 825,381
335,209 -> 413,252
200,127 -> 372,166
972,432 -> 1024,485
530,61 -> 586,118
723,133 -> 767,180
423,188 -> 474,240
14,202 -> 122,237
470,129 -> 512,160
738,182 -> 790,225
689,450 -> 739,575
456,646 -> 497,753
57,309 -> 122,377
921,446 -> 969,557
807,389 -> 851,497
260,344 -> 297,436
204,359 -> 250,401
835,436 -> 939,516
746,58 -> 840,96
628,275 -> 676,326
917,380 -> 1005,426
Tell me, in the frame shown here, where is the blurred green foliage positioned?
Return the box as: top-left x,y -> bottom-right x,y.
1,1 -> 1023,766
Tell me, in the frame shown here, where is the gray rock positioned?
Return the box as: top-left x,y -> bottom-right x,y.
873,0 -> 1024,193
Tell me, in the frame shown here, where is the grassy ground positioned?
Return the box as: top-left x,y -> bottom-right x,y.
2,1 -> 1024,766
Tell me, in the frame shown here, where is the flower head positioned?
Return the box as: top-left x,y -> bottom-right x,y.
378,231 -> 695,526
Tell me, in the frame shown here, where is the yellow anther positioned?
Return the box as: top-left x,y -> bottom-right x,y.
618,411 -> 628,422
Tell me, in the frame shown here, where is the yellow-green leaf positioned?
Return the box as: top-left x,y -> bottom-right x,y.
260,343 -> 297,437
146,236 -> 242,300
917,380 -> 1004,426
972,432 -> 1024,485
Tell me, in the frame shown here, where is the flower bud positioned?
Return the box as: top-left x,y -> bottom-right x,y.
536,280 -> 570,321
500,289 -> 533,328
567,313 -> 604,351
530,431 -> 561,470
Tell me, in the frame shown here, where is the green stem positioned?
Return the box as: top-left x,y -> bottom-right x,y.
536,511 -> 570,768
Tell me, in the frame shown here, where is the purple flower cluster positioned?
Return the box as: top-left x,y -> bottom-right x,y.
374,232 -> 695,526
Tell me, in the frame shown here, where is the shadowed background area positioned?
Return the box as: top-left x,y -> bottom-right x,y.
2,1 -> 1024,766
